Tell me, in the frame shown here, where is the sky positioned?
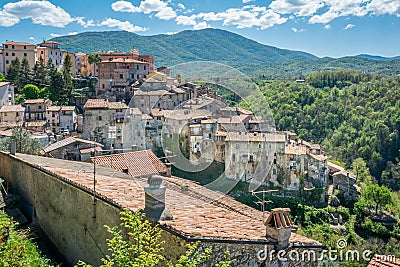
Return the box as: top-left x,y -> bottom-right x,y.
0,0 -> 399,58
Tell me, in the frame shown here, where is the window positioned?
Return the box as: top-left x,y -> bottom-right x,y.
51,51 -> 52,55
98,116 -> 102,121
110,74 -> 112,79
38,105 -> 42,109
41,51 -> 43,54
144,65 -> 146,70
119,74 -> 123,79
102,84 -> 105,89
232,154 -> 236,162
5,60 -> 9,64
24,45 -> 26,49
11,45 -> 14,49
273,168 -> 277,175
4,45 -> 8,48
24,53 -> 27,57
5,52 -> 8,56
12,53 -> 15,56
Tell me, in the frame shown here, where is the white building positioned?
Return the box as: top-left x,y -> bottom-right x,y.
0,82 -> 14,107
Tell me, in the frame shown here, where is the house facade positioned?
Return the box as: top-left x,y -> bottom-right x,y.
0,82 -> 14,107
1,41 -> 37,75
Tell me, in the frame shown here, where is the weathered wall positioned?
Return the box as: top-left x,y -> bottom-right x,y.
0,152 -> 120,266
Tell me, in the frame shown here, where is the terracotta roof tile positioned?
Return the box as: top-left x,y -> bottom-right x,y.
13,153 -> 322,246
84,99 -> 109,109
368,255 -> 400,267
91,150 -> 167,177
0,105 -> 24,112
109,102 -> 128,110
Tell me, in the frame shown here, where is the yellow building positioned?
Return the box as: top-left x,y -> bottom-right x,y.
2,41 -> 37,74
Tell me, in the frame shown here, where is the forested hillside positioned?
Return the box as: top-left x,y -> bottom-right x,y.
258,70 -> 400,190
51,29 -> 317,66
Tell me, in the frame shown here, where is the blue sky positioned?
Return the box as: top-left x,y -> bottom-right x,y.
0,0 -> 399,58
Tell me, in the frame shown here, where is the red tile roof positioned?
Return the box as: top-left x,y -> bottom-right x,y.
83,99 -> 109,109
24,98 -> 47,104
91,150 -> 167,177
13,153 -> 321,246
368,255 -> 400,267
84,99 -> 127,110
0,105 -> 24,112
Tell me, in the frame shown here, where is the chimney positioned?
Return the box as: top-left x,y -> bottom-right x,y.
131,145 -> 138,152
144,175 -> 173,221
165,162 -> 172,177
264,208 -> 293,250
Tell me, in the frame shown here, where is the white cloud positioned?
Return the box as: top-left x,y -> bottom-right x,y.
324,24 -> 332,30
344,23 -> 355,29
1,0 -> 74,27
269,0 -> 324,17
243,0 -> 255,3
98,18 -> 148,32
176,15 -> 197,26
50,33 -> 61,37
269,0 -> 400,24
111,0 -> 176,20
291,27 -> 304,32
28,36 -> 36,41
76,17 -> 96,28
68,32 -> 78,35
177,3 -> 185,10
0,10 -> 19,27
197,6 -> 286,29
164,31 -> 178,35
366,0 -> 400,15
193,21 -> 210,30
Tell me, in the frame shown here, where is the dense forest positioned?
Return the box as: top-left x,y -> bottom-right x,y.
257,70 -> 400,190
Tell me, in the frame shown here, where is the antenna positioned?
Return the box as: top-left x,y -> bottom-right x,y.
252,190 -> 278,222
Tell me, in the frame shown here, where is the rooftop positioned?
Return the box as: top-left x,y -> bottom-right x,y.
24,98 -> 48,104
12,153 -> 321,246
218,114 -> 251,124
41,137 -> 103,154
0,82 -> 11,87
225,132 -> 286,142
0,105 -> 24,112
285,144 -> 307,155
91,150 -> 168,177
47,106 -> 61,112
367,255 -> 400,267
84,99 -> 109,109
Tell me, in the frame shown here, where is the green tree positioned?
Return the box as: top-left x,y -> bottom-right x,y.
20,57 -> 31,87
0,127 -> 42,155
88,53 -> 101,76
362,184 -> 393,215
62,54 -> 73,105
75,209 -> 232,267
22,84 -> 40,99
48,62 -> 63,104
6,58 -> 21,92
0,73 -> 5,82
351,158 -> 372,186
32,56 -> 47,87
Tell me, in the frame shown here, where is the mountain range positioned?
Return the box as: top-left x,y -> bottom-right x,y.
51,29 -> 400,77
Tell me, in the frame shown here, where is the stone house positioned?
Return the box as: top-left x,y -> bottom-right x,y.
24,98 -> 52,121
224,132 -> 286,182
0,104 -> 24,124
0,82 -> 14,107
46,106 -> 61,133
59,106 -> 77,132
83,99 -> 129,150
283,144 -> 307,190
40,136 -> 103,161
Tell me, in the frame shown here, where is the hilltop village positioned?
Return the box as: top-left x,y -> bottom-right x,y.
0,40 -> 356,200
0,40 -> 362,266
